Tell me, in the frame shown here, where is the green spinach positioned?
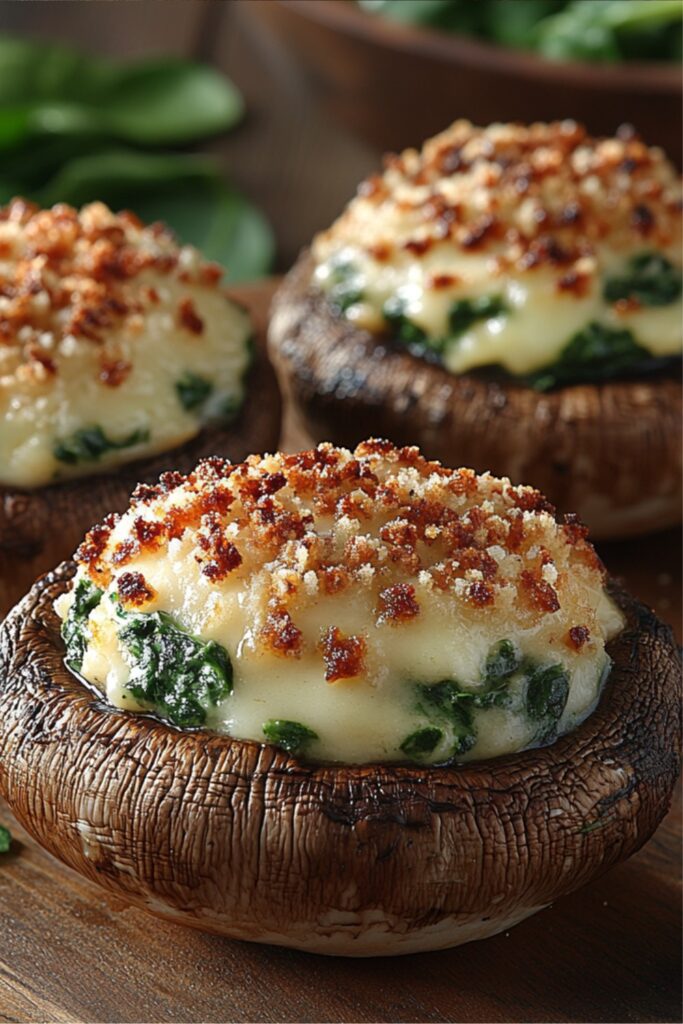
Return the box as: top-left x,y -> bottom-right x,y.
0,826 -> 11,854
403,640 -> 535,761
54,425 -> 149,465
604,252 -> 681,307
262,719 -> 319,755
484,638 -> 521,685
117,609 -> 233,729
0,39 -> 274,282
61,577 -> 103,671
449,294 -> 508,337
383,297 -> 436,353
397,729 -> 446,761
399,726 -> 444,761
417,681 -> 477,756
525,662 -> 570,743
536,0 -> 683,63
0,39 -> 243,147
326,258 -> 364,312
359,0 -> 682,63
527,322 -> 656,391
218,393 -> 244,421
381,293 -> 507,356
175,372 -> 213,412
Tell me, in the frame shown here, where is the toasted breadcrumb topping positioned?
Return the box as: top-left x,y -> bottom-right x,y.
75,440 -> 607,667
0,198 -> 223,389
311,121 -> 681,378
314,120 -> 681,272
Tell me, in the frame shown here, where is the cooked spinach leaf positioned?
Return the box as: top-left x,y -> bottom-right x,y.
326,258 -> 364,312
54,425 -> 149,465
403,638 -> 532,761
0,826 -> 11,854
525,662 -> 570,743
117,609 -> 232,728
400,726 -> 444,761
262,719 -> 318,755
417,681 -> 477,755
604,252 -> 681,307
449,294 -> 508,337
175,372 -> 213,411
383,297 -> 437,354
62,577 -> 103,671
526,322 -> 656,391
405,644 -> 572,758
382,293 -> 507,356
484,639 -> 521,685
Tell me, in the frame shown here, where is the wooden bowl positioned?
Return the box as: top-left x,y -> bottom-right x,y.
253,0 -> 682,160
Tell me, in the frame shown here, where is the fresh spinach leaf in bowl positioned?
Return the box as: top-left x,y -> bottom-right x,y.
358,0 -> 683,63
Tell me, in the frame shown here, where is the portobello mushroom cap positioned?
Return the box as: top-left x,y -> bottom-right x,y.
0,335 -> 281,617
0,562 -> 679,957
268,254 -> 682,541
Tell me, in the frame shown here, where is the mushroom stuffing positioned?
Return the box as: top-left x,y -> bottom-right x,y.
269,120 -> 682,538
56,440 -> 624,764
0,198 -> 280,616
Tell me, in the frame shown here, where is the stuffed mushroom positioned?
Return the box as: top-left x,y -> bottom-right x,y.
0,198 -> 280,615
269,121 -> 682,538
0,441 -> 679,956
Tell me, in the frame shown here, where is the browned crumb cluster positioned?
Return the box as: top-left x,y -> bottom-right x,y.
318,120 -> 681,274
0,199 -> 222,386
75,442 -> 605,671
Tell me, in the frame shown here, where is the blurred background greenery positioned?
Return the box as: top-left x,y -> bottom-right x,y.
0,0 -> 680,279
0,0 -> 376,278
359,0 -> 683,62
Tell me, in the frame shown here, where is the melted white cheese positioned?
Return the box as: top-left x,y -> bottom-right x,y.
1,275 -> 251,488
312,120 -> 682,376
315,248 -> 682,376
0,202 -> 251,488
55,445 -> 625,765
59,558 -> 620,764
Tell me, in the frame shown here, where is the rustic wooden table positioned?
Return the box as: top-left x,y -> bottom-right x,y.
0,6 -> 680,1021
0,282 -> 680,1024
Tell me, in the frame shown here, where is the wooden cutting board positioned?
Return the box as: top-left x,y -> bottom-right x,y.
0,280 -> 680,1024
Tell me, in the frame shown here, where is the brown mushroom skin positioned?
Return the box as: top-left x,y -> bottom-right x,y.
0,564 -> 679,957
0,334 -> 281,617
268,255 -> 682,540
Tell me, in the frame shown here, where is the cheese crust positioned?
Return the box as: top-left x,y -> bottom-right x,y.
312,121 -> 682,377
0,199 -> 251,488
57,441 -> 623,764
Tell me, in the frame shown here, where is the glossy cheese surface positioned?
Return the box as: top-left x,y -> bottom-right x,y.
56,442 -> 624,765
312,121 -> 682,376
0,200 -> 251,488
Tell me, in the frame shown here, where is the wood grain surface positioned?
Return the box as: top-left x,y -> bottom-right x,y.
0,280 -> 680,1024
